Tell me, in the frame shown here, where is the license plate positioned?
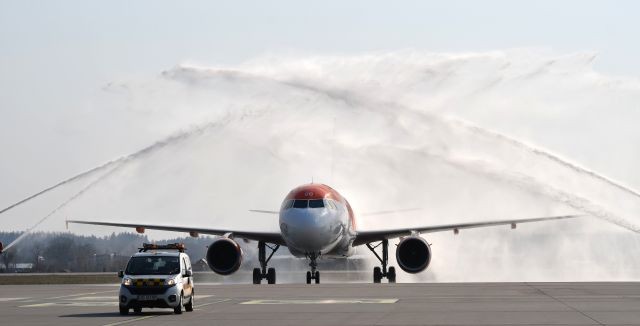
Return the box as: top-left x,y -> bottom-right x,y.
138,295 -> 157,301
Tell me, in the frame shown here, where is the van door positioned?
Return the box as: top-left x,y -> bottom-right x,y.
182,256 -> 193,297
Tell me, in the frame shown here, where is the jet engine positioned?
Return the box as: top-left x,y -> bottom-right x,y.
395,236 -> 431,273
206,238 -> 243,275
0,241 -> 3,254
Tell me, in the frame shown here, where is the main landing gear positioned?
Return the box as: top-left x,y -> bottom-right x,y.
366,239 -> 396,283
253,241 -> 280,284
305,252 -> 320,284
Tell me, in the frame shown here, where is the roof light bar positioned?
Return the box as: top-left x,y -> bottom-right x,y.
138,243 -> 186,252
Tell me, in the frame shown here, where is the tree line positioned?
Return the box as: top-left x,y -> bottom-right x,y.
0,232 -> 215,273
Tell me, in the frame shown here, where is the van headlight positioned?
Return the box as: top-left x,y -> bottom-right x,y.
166,278 -> 176,286
122,277 -> 132,286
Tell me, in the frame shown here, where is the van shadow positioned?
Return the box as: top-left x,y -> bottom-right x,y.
60,311 -> 174,318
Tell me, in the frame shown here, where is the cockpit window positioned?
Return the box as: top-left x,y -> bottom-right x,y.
325,200 -> 336,210
293,199 -> 308,208
309,199 -> 324,208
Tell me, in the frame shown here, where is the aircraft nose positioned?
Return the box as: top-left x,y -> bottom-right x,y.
280,208 -> 337,251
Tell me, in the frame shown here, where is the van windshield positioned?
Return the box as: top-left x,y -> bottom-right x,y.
125,256 -> 180,275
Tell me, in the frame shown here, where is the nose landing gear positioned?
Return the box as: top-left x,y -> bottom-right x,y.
305,253 -> 320,284
366,239 -> 397,283
253,241 -> 280,284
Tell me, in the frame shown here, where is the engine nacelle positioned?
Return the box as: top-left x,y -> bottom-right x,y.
0,241 -> 3,254
206,238 -> 243,275
396,236 -> 431,273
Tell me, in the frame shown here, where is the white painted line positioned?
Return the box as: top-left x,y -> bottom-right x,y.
73,296 -> 117,301
20,297 -> 229,309
45,290 -> 116,300
195,299 -> 231,308
99,299 -> 231,326
241,298 -> 398,305
0,297 -> 29,302
195,294 -> 214,299
20,302 -> 119,308
102,315 -> 156,326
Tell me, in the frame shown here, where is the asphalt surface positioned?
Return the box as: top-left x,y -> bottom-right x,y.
1,282 -> 640,325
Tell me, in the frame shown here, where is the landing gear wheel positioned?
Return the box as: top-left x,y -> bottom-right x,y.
253,268 -> 261,284
368,240 -> 397,284
173,294 -> 183,314
373,267 -> 382,283
306,252 -> 320,284
388,267 -> 396,283
255,241 -> 280,285
185,293 -> 194,312
133,307 -> 142,314
267,268 -> 276,284
119,306 -> 129,315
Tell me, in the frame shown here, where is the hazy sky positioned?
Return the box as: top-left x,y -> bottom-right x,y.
4,2 -> 640,282
1,0 -> 640,218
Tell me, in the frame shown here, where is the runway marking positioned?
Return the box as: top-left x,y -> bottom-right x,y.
194,294 -> 214,299
19,294 -> 220,308
19,294 -> 227,309
99,299 -> 231,326
195,298 -> 231,307
241,298 -> 398,305
0,297 -> 30,302
74,296 -> 118,301
102,315 -> 156,326
20,302 -> 118,307
44,290 -> 116,300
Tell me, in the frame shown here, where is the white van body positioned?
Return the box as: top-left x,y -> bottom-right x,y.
118,249 -> 194,315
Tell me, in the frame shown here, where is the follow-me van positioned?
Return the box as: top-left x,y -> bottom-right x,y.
117,243 -> 194,315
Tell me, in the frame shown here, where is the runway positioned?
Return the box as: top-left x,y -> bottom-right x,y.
1,282 -> 639,325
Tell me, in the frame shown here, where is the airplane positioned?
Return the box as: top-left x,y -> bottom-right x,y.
67,183 -> 581,284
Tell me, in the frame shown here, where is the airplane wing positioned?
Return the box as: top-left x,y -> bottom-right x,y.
66,220 -> 286,245
248,210 -> 279,214
353,214 -> 582,246
361,208 -> 421,217
248,208 -> 423,216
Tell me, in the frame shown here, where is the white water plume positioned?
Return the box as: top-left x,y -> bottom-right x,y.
4,50 -> 640,281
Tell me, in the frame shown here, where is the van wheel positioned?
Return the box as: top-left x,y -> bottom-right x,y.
119,306 -> 129,315
174,294 -> 183,314
185,292 -> 194,312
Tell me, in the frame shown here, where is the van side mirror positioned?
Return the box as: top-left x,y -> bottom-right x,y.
117,270 -> 124,278
184,270 -> 192,277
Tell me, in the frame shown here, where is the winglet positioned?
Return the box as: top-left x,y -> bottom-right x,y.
65,218 -> 69,230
